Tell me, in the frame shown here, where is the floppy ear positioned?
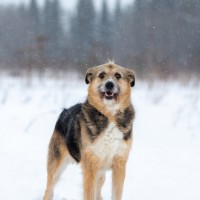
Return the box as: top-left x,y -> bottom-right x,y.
126,69 -> 135,87
85,68 -> 93,84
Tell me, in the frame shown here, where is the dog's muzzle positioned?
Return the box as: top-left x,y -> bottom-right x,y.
100,81 -> 118,100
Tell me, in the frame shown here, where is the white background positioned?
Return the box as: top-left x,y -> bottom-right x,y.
0,74 -> 199,199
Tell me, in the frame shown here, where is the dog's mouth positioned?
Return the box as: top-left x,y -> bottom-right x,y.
101,91 -> 118,100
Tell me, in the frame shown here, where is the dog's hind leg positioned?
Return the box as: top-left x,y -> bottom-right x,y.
43,131 -> 68,200
43,158 -> 66,200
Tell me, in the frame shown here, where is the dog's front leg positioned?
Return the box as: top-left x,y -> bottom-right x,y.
112,157 -> 127,200
82,152 -> 101,200
96,172 -> 105,200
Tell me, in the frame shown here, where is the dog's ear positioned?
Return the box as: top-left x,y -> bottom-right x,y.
85,68 -> 93,84
126,69 -> 135,87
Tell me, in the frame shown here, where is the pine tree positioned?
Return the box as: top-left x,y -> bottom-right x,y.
70,0 -> 96,66
51,0 -> 62,39
44,0 -> 52,36
99,0 -> 113,61
43,0 -> 62,62
113,0 -> 122,62
26,0 -> 41,69
115,0 -> 122,22
51,0 -> 62,56
29,0 -> 40,36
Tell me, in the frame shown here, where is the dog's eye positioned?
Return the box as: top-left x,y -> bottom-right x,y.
99,72 -> 105,79
115,73 -> 121,79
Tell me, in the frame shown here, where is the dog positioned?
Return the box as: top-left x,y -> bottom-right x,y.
43,63 -> 135,200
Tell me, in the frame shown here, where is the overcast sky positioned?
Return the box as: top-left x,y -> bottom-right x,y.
0,0 -> 134,11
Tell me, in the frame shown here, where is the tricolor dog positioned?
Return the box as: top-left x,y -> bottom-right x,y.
43,63 -> 135,200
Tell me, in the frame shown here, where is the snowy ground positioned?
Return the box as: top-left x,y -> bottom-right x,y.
0,75 -> 200,200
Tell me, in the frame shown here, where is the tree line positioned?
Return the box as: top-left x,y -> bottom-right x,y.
0,0 -> 200,77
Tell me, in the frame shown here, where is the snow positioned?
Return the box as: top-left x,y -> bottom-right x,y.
0,76 -> 200,200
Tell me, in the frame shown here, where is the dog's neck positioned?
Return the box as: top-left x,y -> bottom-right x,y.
87,95 -> 132,122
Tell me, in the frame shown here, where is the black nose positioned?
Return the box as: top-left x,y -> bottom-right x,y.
105,81 -> 114,90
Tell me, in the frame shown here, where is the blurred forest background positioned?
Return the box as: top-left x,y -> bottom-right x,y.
0,0 -> 200,79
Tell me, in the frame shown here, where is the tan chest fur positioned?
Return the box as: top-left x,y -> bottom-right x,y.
87,122 -> 129,169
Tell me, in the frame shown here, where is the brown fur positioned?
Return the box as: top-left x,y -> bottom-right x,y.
43,63 -> 135,200
87,63 -> 134,121
44,131 -> 69,200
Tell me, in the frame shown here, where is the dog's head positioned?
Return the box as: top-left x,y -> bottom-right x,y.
85,63 -> 135,112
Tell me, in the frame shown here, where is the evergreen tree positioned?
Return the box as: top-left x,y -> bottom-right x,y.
29,0 -> 40,36
30,0 -> 39,22
99,0 -> 113,61
43,0 -> 62,62
113,0 -> 122,62
115,0 -> 122,22
27,0 -> 41,69
51,0 -> 62,39
133,0 -> 145,53
44,0 -> 52,36
51,0 -> 63,56
70,0 -> 96,66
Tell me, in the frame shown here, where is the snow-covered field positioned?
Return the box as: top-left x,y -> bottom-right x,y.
0,75 -> 200,200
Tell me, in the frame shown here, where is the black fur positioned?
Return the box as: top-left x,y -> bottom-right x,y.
51,138 -> 61,159
123,128 -> 132,141
55,101 -> 135,162
116,105 -> 135,140
55,104 -> 82,162
81,101 -> 108,140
